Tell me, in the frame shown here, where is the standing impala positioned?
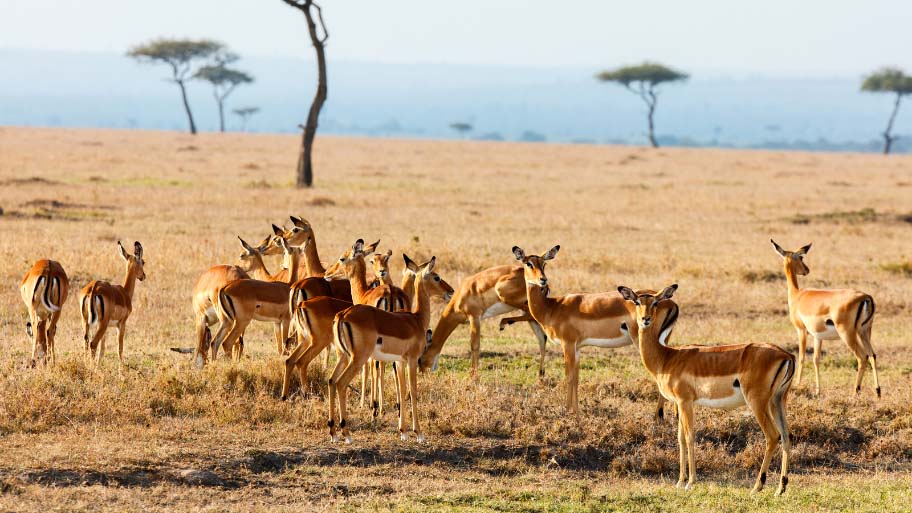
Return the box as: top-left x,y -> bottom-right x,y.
328,257 -> 449,444
511,246 -> 678,422
212,236 -> 303,360
20,259 -> 69,366
771,240 -> 880,397
79,241 -> 146,369
618,284 -> 794,495
421,264 -> 548,376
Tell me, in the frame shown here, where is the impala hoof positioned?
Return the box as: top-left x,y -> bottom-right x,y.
344,436 -> 352,445
330,434 -> 340,443
675,480 -> 685,489
400,432 -> 408,441
416,434 -> 426,444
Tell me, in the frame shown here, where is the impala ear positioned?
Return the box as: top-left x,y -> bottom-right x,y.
117,241 -> 130,261
272,224 -> 284,236
238,236 -> 255,254
289,215 -> 303,226
403,254 -> 418,273
424,256 -> 436,274
543,245 -> 561,261
796,243 -> 812,256
512,246 -> 526,261
366,239 -> 380,254
385,249 -> 392,258
656,284 -> 678,302
617,286 -> 638,303
133,241 -> 143,259
352,238 -> 365,255
770,239 -> 787,258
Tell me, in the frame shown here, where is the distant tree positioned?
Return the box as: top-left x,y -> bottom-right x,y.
233,106 -> 260,132
127,38 -> 223,134
861,67 -> 912,154
596,62 -> 688,148
194,52 -> 254,133
449,122 -> 473,138
519,130 -> 546,143
281,0 -> 328,187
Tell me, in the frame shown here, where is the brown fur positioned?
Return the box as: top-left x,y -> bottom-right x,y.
20,259 -> 69,366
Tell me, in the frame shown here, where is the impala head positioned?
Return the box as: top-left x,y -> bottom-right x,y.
237,236 -> 261,270
118,240 -> 146,281
771,239 -> 811,276
261,219 -> 314,255
370,249 -> 393,282
323,238 -> 380,281
416,256 -> 455,372
404,253 -> 454,301
512,245 -> 560,289
618,284 -> 677,329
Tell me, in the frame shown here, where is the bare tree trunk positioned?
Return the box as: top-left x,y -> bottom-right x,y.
646,87 -> 658,148
284,0 -> 328,188
217,97 -> 225,133
882,93 -> 902,155
177,79 -> 197,135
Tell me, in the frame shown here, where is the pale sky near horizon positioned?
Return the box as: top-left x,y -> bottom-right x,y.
1,0 -> 910,76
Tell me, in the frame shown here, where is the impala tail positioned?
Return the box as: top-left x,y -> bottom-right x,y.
33,272 -> 61,313
856,296 -> 875,329
217,288 -> 236,322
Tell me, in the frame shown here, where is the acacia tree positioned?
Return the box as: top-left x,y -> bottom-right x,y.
596,62 -> 688,148
233,107 -> 260,131
281,0 -> 328,187
195,53 -> 254,132
861,67 -> 912,154
127,39 -> 223,134
449,122 -> 473,139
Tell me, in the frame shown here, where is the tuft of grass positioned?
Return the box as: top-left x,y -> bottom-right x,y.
741,269 -> 782,283
880,261 -> 912,277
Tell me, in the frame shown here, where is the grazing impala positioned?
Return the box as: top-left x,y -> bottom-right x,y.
328,257 -> 449,443
618,284 -> 794,495
20,259 -> 69,366
79,241 -> 147,369
511,246 -> 679,421
771,240 -> 880,397
211,236 -> 303,360
421,264 -> 548,376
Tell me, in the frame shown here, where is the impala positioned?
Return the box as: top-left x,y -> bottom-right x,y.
511,246 -> 679,421
189,264 -> 250,368
369,249 -> 393,288
211,236 -> 303,360
618,284 -> 794,495
79,241 -> 147,369
328,257 -> 449,443
20,259 -> 69,366
771,240 -> 880,397
421,264 -> 548,377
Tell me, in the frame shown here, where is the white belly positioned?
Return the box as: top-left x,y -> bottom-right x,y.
807,322 -> 840,341
482,302 -> 516,319
371,347 -> 405,362
579,335 -> 632,349
695,389 -> 746,410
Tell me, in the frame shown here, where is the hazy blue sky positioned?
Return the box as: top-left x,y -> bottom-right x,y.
1,0 -> 910,75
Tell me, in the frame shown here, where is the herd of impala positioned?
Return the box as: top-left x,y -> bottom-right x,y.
18,215 -> 884,496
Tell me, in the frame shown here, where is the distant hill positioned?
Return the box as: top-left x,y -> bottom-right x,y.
0,49 -> 908,152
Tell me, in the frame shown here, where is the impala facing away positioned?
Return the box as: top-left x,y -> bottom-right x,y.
618,284 -> 794,495
189,264 -> 250,368
421,264 -> 548,376
771,240 -> 879,397
20,259 -> 69,366
328,257 -> 450,444
511,246 -> 678,421
79,241 -> 147,369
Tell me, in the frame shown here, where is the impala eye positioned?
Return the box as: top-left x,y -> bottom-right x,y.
526,262 -> 533,268
339,258 -> 344,262
434,276 -> 440,282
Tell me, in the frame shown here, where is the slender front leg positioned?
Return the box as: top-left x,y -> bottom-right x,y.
529,321 -> 548,378
560,340 -> 580,421
679,401 -> 697,490
408,359 -> 423,443
327,354 -> 348,442
812,337 -> 822,396
468,315 -> 482,376
394,361 -> 408,440
794,328 -> 807,386
676,405 -> 687,488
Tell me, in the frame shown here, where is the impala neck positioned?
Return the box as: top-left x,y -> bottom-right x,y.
783,261 -> 800,303
248,252 -> 272,281
379,271 -> 393,287
525,282 -> 556,327
412,276 -> 432,330
302,233 -> 325,277
122,263 -> 139,300
284,248 -> 301,285
400,272 -> 417,303
345,256 -> 373,303
636,320 -> 672,378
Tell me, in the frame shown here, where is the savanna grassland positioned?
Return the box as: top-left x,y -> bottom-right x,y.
0,127 -> 911,512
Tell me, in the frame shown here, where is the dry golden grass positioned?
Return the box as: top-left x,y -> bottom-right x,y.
0,127 -> 911,511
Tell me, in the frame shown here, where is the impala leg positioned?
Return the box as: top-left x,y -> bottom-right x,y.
655,394 -> 668,423
194,314 -> 210,369
116,321 -> 126,373
679,401 -> 696,490
675,402 -> 687,488
468,315 -> 482,377
770,385 -> 792,496
394,361 -> 408,440
858,320 -> 880,398
47,309 -> 61,366
812,337 -> 822,396
327,353 -> 348,442
221,320 -> 248,363
560,340 -> 580,421
210,319 -> 232,362
498,312 -> 532,331
529,321 -> 548,378
91,321 -> 110,368
32,318 -> 48,365
282,336 -> 311,400
408,359 -> 423,443
748,395 -> 780,493
794,329 -> 807,386
360,361 -> 370,409
336,352 -> 369,444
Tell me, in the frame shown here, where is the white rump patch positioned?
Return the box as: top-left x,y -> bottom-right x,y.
580,335 -> 632,349
482,302 -> 515,319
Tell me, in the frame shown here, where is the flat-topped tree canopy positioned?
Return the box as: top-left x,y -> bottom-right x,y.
127,39 -> 224,76
861,67 -> 912,95
596,62 -> 689,87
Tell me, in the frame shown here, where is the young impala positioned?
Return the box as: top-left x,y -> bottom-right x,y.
328,257 -> 449,444
618,284 -> 794,495
421,264 -> 548,376
211,236 -> 303,360
20,259 -> 69,366
511,246 -> 679,422
771,240 -> 879,397
79,241 -> 146,369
